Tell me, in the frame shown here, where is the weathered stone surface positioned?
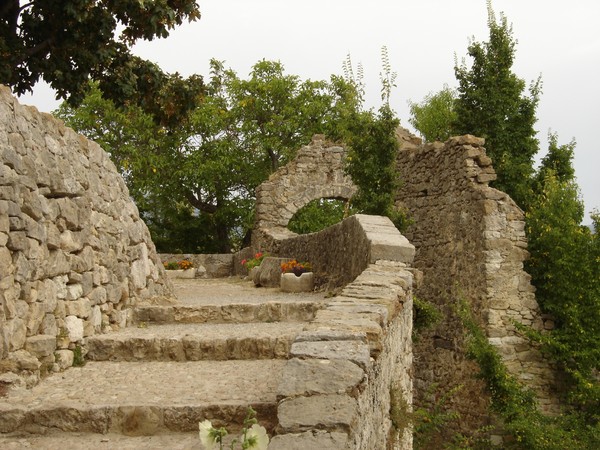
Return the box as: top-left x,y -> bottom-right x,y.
290,340 -> 371,370
64,315 -> 84,342
278,394 -> 357,433
54,349 -> 74,370
269,430 -> 349,450
277,358 -> 364,398
24,335 -> 56,358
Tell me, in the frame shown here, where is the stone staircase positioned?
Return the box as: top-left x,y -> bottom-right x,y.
0,278 -> 329,449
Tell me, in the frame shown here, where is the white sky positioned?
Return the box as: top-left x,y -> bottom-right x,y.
19,0 -> 600,222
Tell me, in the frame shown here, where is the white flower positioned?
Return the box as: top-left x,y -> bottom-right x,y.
198,420 -> 217,450
245,424 -> 269,450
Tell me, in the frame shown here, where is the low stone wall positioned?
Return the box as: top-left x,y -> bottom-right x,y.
268,216 -> 415,450
159,253 -> 234,278
0,86 -> 172,386
264,214 -> 414,291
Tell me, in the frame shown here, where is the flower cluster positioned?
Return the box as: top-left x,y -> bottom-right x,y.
281,259 -> 312,277
198,407 -> 269,450
163,260 -> 194,270
241,252 -> 268,270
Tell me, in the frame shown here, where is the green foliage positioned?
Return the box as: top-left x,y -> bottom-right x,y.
525,172 -> 599,415
1,0 -> 203,126
409,85 -> 458,142
452,1 -> 540,210
287,198 -> 351,234
412,296 -> 443,338
72,346 -> 85,367
413,384 -> 463,449
57,61 -> 360,252
456,299 -> 599,449
342,105 -> 408,230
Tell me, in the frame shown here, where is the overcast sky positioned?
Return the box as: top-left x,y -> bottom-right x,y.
19,0 -> 600,222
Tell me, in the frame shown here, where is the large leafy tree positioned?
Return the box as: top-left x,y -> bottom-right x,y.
1,0 -> 203,126
452,1 -> 541,210
57,60 -> 361,252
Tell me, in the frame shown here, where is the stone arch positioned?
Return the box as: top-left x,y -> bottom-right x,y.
253,135 -> 356,248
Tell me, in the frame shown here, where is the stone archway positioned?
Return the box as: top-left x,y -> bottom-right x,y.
252,135 -> 356,250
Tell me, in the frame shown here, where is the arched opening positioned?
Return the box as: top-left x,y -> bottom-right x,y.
287,198 -> 352,234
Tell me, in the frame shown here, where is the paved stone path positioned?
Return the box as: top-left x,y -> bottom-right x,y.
0,278 -> 329,449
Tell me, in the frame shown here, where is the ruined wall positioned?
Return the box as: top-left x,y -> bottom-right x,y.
395,128 -> 559,435
252,134 -> 356,252
0,86 -> 172,385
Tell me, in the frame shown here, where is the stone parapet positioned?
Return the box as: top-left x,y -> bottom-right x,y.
272,260 -> 414,450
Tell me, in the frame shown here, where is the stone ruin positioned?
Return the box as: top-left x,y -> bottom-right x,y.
0,85 -> 172,386
249,125 -> 560,434
0,84 -> 561,445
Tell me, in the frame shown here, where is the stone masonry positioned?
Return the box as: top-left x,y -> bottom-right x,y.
0,86 -> 173,387
395,128 -> 560,434
252,134 -> 357,253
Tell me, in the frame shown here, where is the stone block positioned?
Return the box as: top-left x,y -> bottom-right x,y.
290,340 -> 371,370
64,315 -> 84,342
269,431 -> 349,450
25,334 -> 56,357
8,349 -> 40,371
278,394 -> 357,433
277,358 -> 364,398
54,349 -> 74,370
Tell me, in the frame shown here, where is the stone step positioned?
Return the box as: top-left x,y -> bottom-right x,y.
86,322 -> 306,362
0,360 -> 284,436
0,431 -> 203,450
134,300 -> 323,325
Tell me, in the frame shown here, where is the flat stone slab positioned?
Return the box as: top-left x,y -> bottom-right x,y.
135,301 -> 322,325
269,430 -> 349,450
170,278 -> 327,306
0,360 -> 285,434
277,394 -> 357,433
277,358 -> 364,398
290,340 -> 371,370
87,322 -> 306,361
0,432 -> 204,450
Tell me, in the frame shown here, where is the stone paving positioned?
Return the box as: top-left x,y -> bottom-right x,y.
0,278 -> 328,449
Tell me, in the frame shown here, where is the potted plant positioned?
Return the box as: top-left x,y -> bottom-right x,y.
280,259 -> 314,292
163,259 -> 196,279
241,252 -> 268,280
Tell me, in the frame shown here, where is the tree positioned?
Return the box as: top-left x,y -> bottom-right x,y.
453,1 -> 541,209
525,136 -> 599,417
1,0 -> 203,126
409,85 -> 457,142
57,61 -> 361,252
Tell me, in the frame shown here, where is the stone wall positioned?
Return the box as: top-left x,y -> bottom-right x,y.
252,134 -> 356,252
266,215 -> 415,450
0,86 -> 172,386
395,128 -> 559,435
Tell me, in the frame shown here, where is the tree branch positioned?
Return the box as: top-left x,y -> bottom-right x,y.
185,191 -> 217,214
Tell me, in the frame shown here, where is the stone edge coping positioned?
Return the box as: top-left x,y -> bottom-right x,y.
270,259 -> 413,449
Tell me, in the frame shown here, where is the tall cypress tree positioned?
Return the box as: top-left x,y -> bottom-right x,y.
453,1 -> 541,210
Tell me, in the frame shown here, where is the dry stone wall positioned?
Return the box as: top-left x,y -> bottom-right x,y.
395,128 -> 559,434
0,86 -> 172,386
